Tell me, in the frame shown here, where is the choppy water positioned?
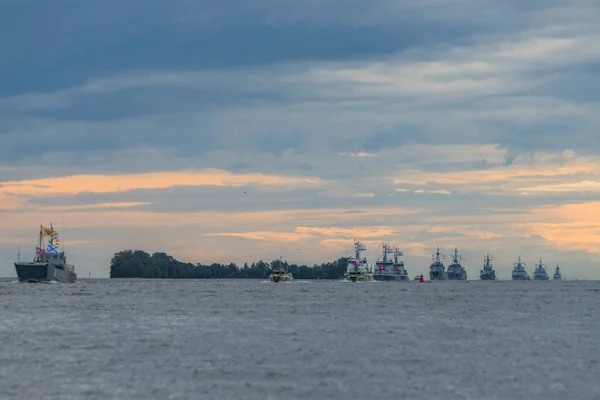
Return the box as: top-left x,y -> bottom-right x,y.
1,279 -> 599,399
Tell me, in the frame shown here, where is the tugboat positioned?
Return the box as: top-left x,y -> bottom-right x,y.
345,239 -> 373,282
429,247 -> 447,280
14,224 -> 76,283
511,257 -> 529,280
479,253 -> 496,280
392,246 -> 409,281
553,265 -> 562,280
447,247 -> 467,280
533,258 -> 549,280
269,257 -> 293,282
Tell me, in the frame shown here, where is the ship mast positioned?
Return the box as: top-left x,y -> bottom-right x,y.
35,225 -> 43,262
382,243 -> 388,263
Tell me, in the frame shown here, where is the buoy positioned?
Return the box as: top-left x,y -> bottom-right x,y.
419,274 -> 424,282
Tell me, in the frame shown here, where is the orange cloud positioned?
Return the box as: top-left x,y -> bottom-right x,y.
0,169 -> 322,198
519,202 -> 600,253
392,152 -> 599,190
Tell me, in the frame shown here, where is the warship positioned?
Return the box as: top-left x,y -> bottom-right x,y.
479,253 -> 496,280
553,265 -> 562,280
429,247 -> 447,280
14,224 -> 76,283
269,257 -> 293,282
373,243 -> 395,281
533,258 -> 549,280
344,239 -> 373,282
446,247 -> 467,280
511,257 -> 529,280
373,244 -> 408,281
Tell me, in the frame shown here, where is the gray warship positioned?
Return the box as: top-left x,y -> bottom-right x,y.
14,224 -> 76,283
511,257 -> 529,280
373,243 -> 395,281
479,253 -> 496,280
373,244 -> 408,281
533,258 -> 549,280
553,265 -> 562,280
429,247 -> 447,280
344,239 -> 373,282
447,247 -> 467,280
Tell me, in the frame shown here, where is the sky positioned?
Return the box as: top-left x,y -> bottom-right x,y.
1,0 -> 600,279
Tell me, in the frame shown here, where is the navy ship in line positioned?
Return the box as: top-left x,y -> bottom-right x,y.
553,265 -> 562,280
373,244 -> 408,281
479,253 -> 496,280
447,247 -> 467,280
511,257 -> 529,280
344,239 -> 373,282
533,258 -> 549,280
429,247 -> 447,280
14,224 -> 76,283
373,243 -> 395,281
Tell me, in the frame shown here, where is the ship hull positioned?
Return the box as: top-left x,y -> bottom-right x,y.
345,272 -> 373,282
511,275 -> 528,280
447,272 -> 467,280
270,274 -> 292,282
15,262 -> 76,283
479,274 -> 495,280
373,274 -> 408,281
429,272 -> 447,280
533,275 -> 549,280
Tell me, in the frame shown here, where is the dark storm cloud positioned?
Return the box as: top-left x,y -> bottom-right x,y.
0,0 -> 543,95
0,0 -> 598,169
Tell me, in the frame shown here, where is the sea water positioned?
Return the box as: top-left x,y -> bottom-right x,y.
0,279 -> 598,399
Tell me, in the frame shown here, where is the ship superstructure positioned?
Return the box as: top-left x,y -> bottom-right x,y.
447,247 -> 467,280
429,247 -> 447,280
479,253 -> 496,280
533,258 -> 549,280
511,257 -> 529,280
345,239 -> 373,282
14,224 -> 76,283
553,265 -> 562,280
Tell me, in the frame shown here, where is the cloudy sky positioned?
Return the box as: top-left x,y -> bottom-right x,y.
1,0 -> 599,279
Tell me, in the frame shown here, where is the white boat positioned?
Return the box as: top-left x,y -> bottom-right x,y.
344,239 -> 373,282
269,256 -> 293,282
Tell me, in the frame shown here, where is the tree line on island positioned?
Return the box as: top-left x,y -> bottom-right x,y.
110,250 -> 349,279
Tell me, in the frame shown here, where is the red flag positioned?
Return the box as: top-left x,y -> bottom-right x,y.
379,265 -> 385,270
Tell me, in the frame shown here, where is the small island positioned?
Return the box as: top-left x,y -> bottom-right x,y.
110,250 -> 349,279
